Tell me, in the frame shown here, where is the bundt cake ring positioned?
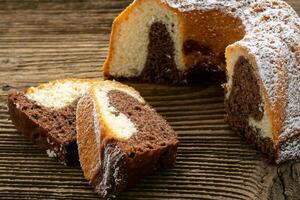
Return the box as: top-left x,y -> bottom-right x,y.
103,0 -> 300,164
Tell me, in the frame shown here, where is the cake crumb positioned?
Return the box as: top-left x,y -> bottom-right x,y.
46,149 -> 57,158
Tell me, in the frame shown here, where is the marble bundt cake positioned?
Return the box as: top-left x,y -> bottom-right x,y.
8,79 -> 97,165
77,80 -> 179,198
103,0 -> 300,163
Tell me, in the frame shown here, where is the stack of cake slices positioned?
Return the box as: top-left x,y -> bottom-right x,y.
8,79 -> 179,199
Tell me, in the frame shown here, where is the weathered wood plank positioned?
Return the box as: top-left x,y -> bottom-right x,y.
0,0 -> 299,199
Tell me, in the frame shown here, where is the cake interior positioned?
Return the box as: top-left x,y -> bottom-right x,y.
107,89 -> 177,153
9,80 -> 94,164
225,57 -> 274,156
139,21 -> 180,84
226,57 -> 264,126
107,0 -> 245,83
93,84 -> 144,140
26,80 -> 92,109
9,92 -> 79,165
23,80 -> 94,142
93,84 -> 177,156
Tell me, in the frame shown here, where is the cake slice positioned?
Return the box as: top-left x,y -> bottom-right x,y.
8,79 -> 98,165
77,80 -> 179,198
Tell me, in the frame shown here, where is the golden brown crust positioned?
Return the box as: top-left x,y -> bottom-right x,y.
267,69 -> 288,143
76,94 -> 100,181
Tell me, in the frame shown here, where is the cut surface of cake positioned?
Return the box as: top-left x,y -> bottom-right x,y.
103,0 -> 300,163
76,80 -> 179,198
8,79 -> 98,165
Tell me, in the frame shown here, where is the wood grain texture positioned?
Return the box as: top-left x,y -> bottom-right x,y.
0,0 -> 299,199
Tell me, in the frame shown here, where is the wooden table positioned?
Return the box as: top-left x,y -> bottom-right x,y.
0,1 -> 299,199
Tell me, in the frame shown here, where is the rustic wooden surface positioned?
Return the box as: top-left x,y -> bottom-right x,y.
0,0 -> 299,199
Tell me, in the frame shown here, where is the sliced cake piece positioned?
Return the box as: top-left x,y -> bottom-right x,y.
77,80 -> 179,198
8,79 -> 98,165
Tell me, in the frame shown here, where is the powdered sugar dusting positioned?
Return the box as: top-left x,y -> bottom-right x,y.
278,137 -> 300,163
98,144 -> 124,197
93,103 -> 101,148
162,0 -> 300,161
162,0 -> 242,12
